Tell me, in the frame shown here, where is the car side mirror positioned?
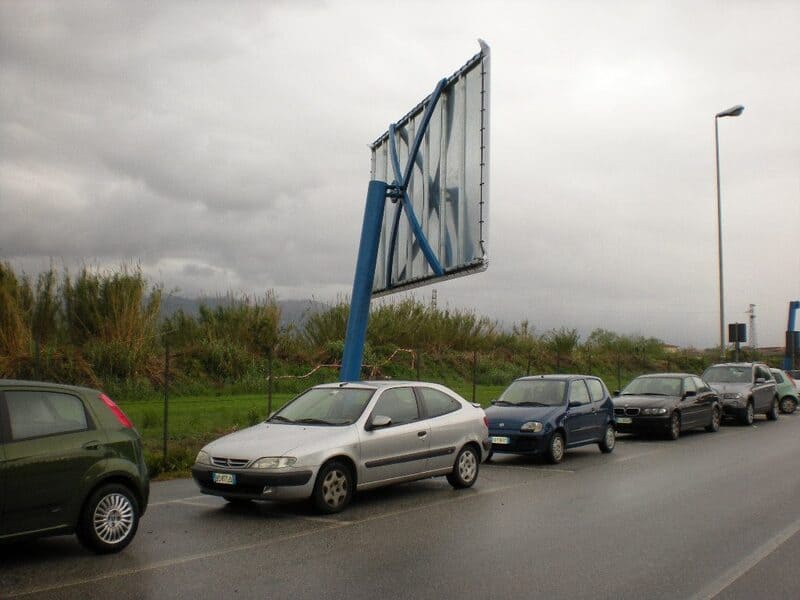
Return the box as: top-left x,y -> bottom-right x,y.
613,390 -> 620,397
490,399 -> 497,405
683,390 -> 696,399
568,401 -> 581,408
366,414 -> 392,431
755,378 -> 765,384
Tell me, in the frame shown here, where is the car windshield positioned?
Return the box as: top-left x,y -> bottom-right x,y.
269,387 -> 375,426
621,377 -> 681,396
495,380 -> 566,407
702,366 -> 750,384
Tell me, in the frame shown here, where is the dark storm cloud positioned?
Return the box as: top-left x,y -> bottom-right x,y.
1,1 -> 798,347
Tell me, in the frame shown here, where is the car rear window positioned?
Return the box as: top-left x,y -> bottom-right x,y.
5,390 -> 90,441
418,387 -> 461,418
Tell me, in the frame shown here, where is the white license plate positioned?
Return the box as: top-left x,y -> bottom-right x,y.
616,417 -> 632,424
212,472 -> 236,485
491,436 -> 510,445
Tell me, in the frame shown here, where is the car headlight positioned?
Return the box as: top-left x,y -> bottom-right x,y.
520,421 -> 544,433
641,408 -> 668,415
195,450 -> 211,465
250,457 -> 297,469
723,393 -> 743,400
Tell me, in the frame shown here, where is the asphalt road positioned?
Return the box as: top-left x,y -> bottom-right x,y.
3,414 -> 800,599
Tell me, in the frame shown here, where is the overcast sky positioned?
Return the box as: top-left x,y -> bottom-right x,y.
1,1 -> 798,348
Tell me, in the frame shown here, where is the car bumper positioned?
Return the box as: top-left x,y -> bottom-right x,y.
614,415 -> 670,433
488,430 -> 549,455
191,464 -> 316,501
720,399 -> 745,417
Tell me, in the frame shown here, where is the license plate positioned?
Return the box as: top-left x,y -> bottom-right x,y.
212,472 -> 236,485
616,417 -> 632,424
491,436 -> 510,445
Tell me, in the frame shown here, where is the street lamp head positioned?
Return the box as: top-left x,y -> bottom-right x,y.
716,105 -> 745,118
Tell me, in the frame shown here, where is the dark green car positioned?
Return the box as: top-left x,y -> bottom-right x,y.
0,380 -> 149,553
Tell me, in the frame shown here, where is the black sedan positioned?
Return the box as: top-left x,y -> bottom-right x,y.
613,373 -> 721,440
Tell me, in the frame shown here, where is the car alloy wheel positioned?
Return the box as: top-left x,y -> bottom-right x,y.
709,407 -> 721,432
312,460 -> 353,514
780,397 -> 797,414
77,483 -> 140,554
599,424 -> 615,453
548,432 -> 565,464
321,469 -> 349,509
668,413 -> 681,440
93,492 -> 135,545
744,402 -> 754,425
447,446 -> 480,489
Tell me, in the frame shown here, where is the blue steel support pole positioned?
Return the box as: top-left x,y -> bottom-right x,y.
340,180 -> 388,381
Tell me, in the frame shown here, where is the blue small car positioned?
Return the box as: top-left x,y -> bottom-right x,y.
485,375 -> 616,463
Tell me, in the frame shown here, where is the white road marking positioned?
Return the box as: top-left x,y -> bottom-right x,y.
148,495 -> 208,507
689,514 -> 800,600
613,449 -> 663,463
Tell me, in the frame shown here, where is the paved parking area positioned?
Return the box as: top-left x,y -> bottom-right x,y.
3,415 -> 800,599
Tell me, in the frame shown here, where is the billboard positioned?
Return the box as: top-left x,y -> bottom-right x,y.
369,41 -> 490,296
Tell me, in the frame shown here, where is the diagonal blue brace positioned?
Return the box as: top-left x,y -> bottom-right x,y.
385,79 -> 447,288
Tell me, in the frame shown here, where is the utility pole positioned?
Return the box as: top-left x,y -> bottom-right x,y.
746,304 -> 757,350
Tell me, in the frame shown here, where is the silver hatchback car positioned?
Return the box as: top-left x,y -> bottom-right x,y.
191,381 -> 490,513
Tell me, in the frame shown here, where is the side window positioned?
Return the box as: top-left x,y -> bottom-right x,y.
418,387 -> 461,419
568,380 -> 591,406
772,371 -> 785,384
372,387 -> 419,426
693,377 -> 709,392
586,379 -> 606,403
6,390 -> 89,441
683,378 -> 697,393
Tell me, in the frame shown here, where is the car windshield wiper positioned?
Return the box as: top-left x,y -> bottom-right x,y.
269,415 -> 294,423
493,400 -> 512,405
515,401 -> 550,407
294,418 -> 334,426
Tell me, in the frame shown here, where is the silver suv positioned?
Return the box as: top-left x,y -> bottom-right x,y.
701,363 -> 779,425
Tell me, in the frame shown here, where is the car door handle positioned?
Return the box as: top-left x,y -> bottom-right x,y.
417,431 -> 428,438
83,441 -> 103,450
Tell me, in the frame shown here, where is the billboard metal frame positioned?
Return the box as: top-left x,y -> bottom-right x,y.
340,41 -> 490,381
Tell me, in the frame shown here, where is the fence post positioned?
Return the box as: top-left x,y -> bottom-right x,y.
34,337 -> 41,380
616,352 -> 622,392
162,339 -> 170,462
526,353 -> 531,376
472,351 -> 477,403
267,350 -> 273,415
415,349 -> 421,381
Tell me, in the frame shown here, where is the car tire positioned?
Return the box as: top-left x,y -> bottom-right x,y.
76,483 -> 140,554
312,460 -> 353,514
598,424 -> 615,453
779,397 -> 797,414
739,401 -> 755,426
666,412 -> 681,441
705,406 -> 721,432
447,445 -> 480,489
545,431 -> 565,464
766,397 -> 779,421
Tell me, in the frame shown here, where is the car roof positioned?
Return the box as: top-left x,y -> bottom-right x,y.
0,379 -> 99,394
635,373 -> 694,378
707,362 -> 761,367
515,374 -> 599,382
315,380 -> 446,390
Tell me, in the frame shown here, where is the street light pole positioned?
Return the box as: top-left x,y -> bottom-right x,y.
714,104 -> 744,360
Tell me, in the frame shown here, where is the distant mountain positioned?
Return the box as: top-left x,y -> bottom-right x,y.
159,295 -> 328,329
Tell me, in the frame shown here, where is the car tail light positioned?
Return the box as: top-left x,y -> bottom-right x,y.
99,393 -> 134,429
483,415 -> 490,428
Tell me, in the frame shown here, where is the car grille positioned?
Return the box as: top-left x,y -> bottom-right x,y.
211,457 -> 250,468
614,407 -> 640,416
